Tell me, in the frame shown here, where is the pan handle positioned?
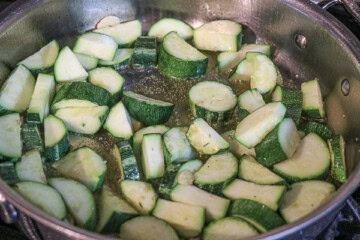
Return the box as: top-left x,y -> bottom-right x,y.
310,0 -> 341,10
0,191 -> 18,224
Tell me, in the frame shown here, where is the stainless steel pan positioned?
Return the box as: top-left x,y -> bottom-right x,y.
1,0 -> 360,239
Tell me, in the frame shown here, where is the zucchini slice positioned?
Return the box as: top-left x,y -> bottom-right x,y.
301,79 -> 325,118
255,118 -> 301,167
48,178 -> 97,230
221,130 -> 256,158
104,101 -> 133,139
44,115 -> 70,162
55,106 -> 109,135
176,170 -> 194,186
120,180 -> 158,214
158,32 -> 208,79
141,133 -> 165,179
133,36 -> 157,67
14,181 -> 66,220
115,140 -> 141,180
123,91 -> 175,126
279,180 -> 335,223
54,46 -> 88,82
94,20 -> 142,47
98,48 -> 133,70
148,18 -> 193,41
171,184 -> 230,221
16,150 -> 46,184
163,127 -> 196,164
238,155 -> 285,185
328,135 -> 347,183
189,81 -> 237,123
74,53 -> 98,71
132,125 -> 170,160
119,216 -> 179,240
73,32 -> 118,61
0,161 -> 18,184
152,199 -> 205,238
229,199 -> 285,233
21,123 -> 44,152
223,179 -> 286,211
203,217 -> 258,240
0,113 -> 22,158
217,43 -> 271,73
194,152 -> 238,195
178,159 -> 203,173
51,82 -> 112,112
194,20 -> 242,52
272,86 -> 303,125
0,65 -> 35,115
229,58 -> 253,82
235,102 -> 286,148
237,89 -> 265,121
95,16 -> 121,29
52,147 -> 107,192
157,163 -> 183,199
27,73 -> 56,123
96,185 -> 138,233
186,118 -> 229,155
19,40 -> 59,72
273,133 -> 331,182
299,121 -> 333,140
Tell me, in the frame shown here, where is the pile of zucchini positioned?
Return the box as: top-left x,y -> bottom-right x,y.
0,15 -> 347,240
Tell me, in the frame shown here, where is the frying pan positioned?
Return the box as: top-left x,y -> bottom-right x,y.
1,0 -> 360,239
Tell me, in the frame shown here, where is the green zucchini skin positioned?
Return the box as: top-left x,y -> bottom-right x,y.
51,82 -> 113,112
157,163 -> 183,199
45,131 -> 70,162
299,121 -> 333,140
192,104 -> 235,124
116,140 -> 141,180
21,123 -> 44,152
158,45 -> 208,79
0,161 -> 18,184
328,135 -> 346,183
133,36 -> 157,67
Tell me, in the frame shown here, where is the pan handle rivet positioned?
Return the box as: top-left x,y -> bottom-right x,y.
341,79 -> 350,96
295,35 -> 307,49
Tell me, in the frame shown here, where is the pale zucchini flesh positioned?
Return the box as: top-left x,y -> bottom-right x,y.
16,149 -> 47,184
221,130 -> 256,158
301,79 -> 325,118
74,53 -> 98,71
0,113 -> 22,158
148,18 -> 193,41
141,134 -> 165,179
104,101 -> 133,139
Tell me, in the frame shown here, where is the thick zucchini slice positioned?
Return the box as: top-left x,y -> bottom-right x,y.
189,81 -> 237,123
49,178 -> 97,230
221,130 -> 256,158
223,179 -> 286,211
27,73 -> 56,123
194,20 -> 242,52
229,58 -> 253,82
273,133 -> 331,182
238,155 -> 285,185
229,199 -> 285,233
51,82 -> 112,112
158,32 -> 208,79
186,118 -> 229,155
123,91 -> 175,126
120,180 -> 158,214
272,86 -> 303,125
21,123 -> 44,152
16,150 -> 46,184
95,16 -> 121,29
74,53 -> 98,71
141,134 -> 165,179
163,127 -> 196,164
328,135 -> 346,183
98,48 -> 133,70
14,181 -> 66,220
299,121 -> 333,140
237,89 -> 265,121
301,79 -> 325,118
0,161 -> 18,184
0,113 -> 22,158
44,115 -> 69,162
54,46 -> 88,82
194,152 -> 238,195
52,147 -> 107,192
96,185 -> 138,233
104,101 -> 133,139
119,216 -> 179,240
133,36 -> 157,67
279,180 -> 335,223
148,18 -> 193,41
203,217 -> 258,240
235,102 -> 286,148
152,199 -> 205,238
73,32 -> 118,61
171,184 -> 230,221
88,67 -> 125,97
19,40 -> 59,72
55,106 -> 109,135
115,140 -> 141,180
255,118 -> 301,167
0,65 -> 35,115
94,20 -> 142,47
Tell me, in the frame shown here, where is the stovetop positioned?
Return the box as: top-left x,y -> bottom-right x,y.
0,1 -> 360,240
